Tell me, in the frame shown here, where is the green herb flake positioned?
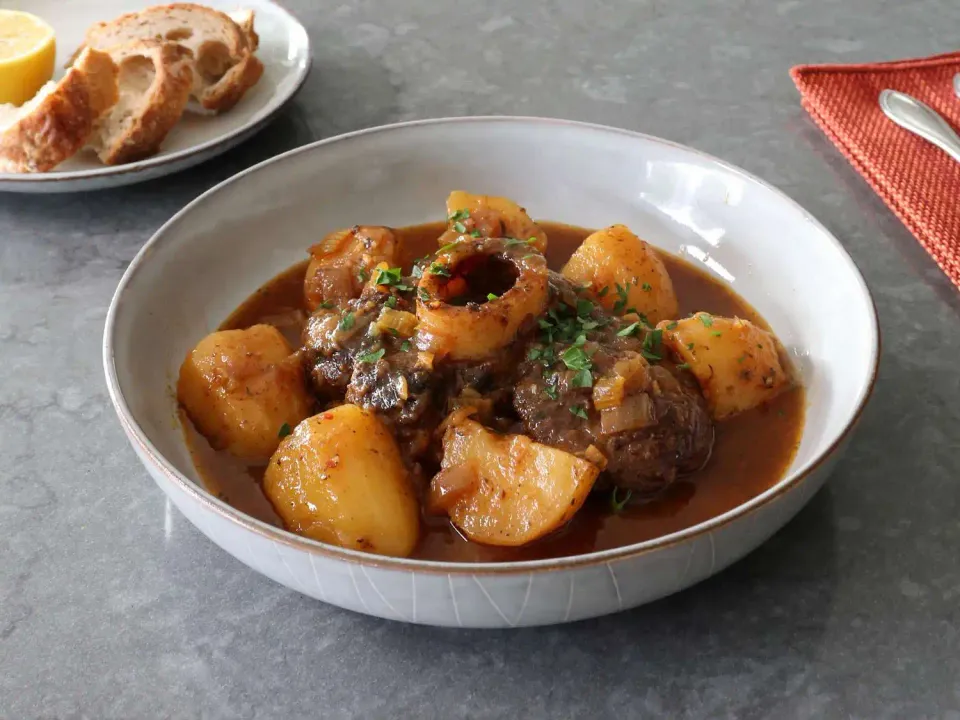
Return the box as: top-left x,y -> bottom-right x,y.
277,423 -> 292,439
641,282 -> 652,291
453,221 -> 467,233
400,340 -> 412,352
373,266 -> 403,286
569,404 -> 589,420
448,208 -> 470,223
617,322 -> 640,337
429,262 -> 452,278
339,312 -> 355,331
318,300 -> 335,309
698,313 -> 714,328
470,230 -> 482,238
666,321 -> 678,330
571,368 -> 593,388
612,282 -> 631,313
562,345 -> 591,370
641,349 -> 662,361
486,292 -> 499,301
544,384 -> 560,400
417,288 -> 430,302
610,487 -> 633,513
677,362 -> 691,370
412,265 -> 424,279
686,342 -> 695,351
597,286 -> 610,297
527,347 -> 542,361
356,267 -> 368,282
504,237 -> 536,247
385,296 -> 398,309
712,331 -> 722,337
437,242 -> 458,254
358,348 -> 386,364
576,298 -> 594,318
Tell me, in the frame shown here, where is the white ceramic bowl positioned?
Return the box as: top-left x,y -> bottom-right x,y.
104,117 -> 879,628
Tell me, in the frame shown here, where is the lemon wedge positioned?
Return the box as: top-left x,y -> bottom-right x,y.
0,10 -> 56,106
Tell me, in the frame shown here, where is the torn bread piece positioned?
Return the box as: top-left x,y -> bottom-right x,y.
89,41 -> 194,165
80,3 -> 263,113
0,48 -> 119,173
228,9 -> 259,51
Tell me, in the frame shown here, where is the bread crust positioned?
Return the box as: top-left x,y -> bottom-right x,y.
94,41 -> 194,165
0,48 -> 119,173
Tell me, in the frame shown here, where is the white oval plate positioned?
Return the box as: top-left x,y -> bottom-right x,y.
104,117 -> 880,627
0,0 -> 310,193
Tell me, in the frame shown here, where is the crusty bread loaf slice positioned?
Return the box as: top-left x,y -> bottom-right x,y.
0,48 -> 119,173
89,41 -> 194,165
228,10 -> 259,52
81,3 -> 263,113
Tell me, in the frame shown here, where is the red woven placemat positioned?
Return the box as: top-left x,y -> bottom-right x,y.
791,52 -> 960,291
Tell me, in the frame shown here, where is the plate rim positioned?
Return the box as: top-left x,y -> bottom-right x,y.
0,0 -> 312,187
103,115 -> 882,575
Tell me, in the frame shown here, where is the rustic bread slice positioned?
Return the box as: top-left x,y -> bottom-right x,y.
81,3 -> 263,113
228,10 -> 259,51
0,48 -> 118,173
89,41 -> 194,165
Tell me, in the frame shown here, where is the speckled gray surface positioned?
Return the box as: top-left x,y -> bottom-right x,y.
2,0 -> 959,717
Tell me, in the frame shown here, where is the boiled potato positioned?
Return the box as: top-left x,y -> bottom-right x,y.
178,325 -> 312,461
304,226 -> 401,311
659,313 -> 792,420
443,191 -> 548,252
429,418 -> 599,546
263,405 -> 420,557
562,224 -> 679,324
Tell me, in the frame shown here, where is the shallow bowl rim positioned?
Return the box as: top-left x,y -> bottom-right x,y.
103,115 -> 881,575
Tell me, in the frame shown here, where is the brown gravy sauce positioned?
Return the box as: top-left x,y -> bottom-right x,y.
183,221 -> 805,562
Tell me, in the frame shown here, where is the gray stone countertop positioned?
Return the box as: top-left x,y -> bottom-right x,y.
2,1 -> 959,717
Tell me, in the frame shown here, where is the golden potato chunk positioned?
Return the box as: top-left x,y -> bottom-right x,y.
429,418 -> 599,547
304,226 -> 401,311
442,190 -> 548,252
659,313 -> 792,420
562,224 -> 679,324
263,405 -> 420,557
178,325 -> 312,461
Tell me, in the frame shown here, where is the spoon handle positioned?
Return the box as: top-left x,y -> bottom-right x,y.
879,89 -> 960,164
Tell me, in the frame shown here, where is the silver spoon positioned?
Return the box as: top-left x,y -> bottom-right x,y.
879,88 -> 960,164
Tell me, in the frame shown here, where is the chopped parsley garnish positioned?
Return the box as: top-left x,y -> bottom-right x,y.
569,404 -> 589,420
617,321 -> 641,337
677,362 -> 691,370
504,237 -> 536,247
385,296 -> 398,308
686,342 -> 695,351
666,321 -> 678,330
544,383 -> 559,400
448,208 -> 470,223
712,331 -> 722,337
640,328 -> 663,362
612,282 -> 631,313
527,347 -> 543,361
373,266 -> 402,286
561,344 -> 591,371
610,487 -> 633,512
597,286 -> 610,297
470,230 -> 482,238
411,265 -> 424,279
358,348 -> 385,364
737,354 -> 746,363
417,288 -> 430,302
698,312 -> 714,327
453,221 -> 467,233
486,292 -> 498,301
429,262 -> 451,278
400,340 -> 411,352
641,350 -> 662,361
318,300 -> 335,309
571,368 -> 593,388
576,298 -> 594,317
277,423 -> 292,439
437,242 -> 458,254
641,282 -> 652,291
339,312 -> 355,330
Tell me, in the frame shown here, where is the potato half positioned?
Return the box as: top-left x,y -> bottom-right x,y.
429,418 -> 599,546
263,405 -> 420,557
562,224 -> 679,324
659,313 -> 792,419
177,324 -> 312,461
